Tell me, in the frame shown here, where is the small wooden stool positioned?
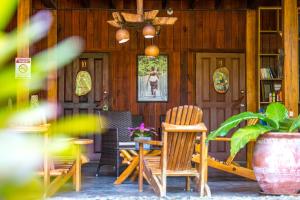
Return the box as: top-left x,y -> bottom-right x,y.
73,139 -> 93,191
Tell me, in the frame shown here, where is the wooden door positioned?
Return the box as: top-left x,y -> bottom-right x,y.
196,53 -> 246,162
58,53 -> 109,161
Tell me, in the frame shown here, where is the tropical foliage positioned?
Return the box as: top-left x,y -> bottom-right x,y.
0,1 -> 102,199
207,102 -> 300,156
138,55 -> 167,76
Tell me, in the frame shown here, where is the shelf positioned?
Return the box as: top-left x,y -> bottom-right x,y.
258,7 -> 284,110
260,101 -> 283,104
258,7 -> 281,10
259,53 -> 280,56
260,30 -> 280,33
260,78 -> 283,81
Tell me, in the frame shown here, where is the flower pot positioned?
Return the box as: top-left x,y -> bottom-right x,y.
253,132 -> 300,195
134,136 -> 151,150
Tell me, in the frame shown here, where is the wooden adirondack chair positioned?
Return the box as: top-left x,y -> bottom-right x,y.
138,105 -> 211,197
192,119 -> 258,180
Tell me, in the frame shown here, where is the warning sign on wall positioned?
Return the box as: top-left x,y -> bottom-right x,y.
15,58 -> 31,79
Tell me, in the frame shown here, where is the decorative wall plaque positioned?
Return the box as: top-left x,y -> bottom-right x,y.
213,67 -> 229,93
75,71 -> 92,96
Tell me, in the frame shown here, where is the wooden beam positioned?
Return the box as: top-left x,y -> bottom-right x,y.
162,0 -> 168,9
215,0 -> 222,9
283,0 -> 299,116
109,0 -> 116,9
246,10 -> 258,169
47,10 -> 57,119
246,10 -> 258,113
137,0 -> 143,15
188,0 -> 195,9
80,0 -> 90,8
41,0 -> 57,8
17,0 -> 31,107
247,0 -> 258,9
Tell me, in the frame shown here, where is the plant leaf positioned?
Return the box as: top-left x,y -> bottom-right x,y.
0,0 -> 18,31
279,118 -> 294,132
0,37 -> 83,100
49,114 -> 102,136
0,11 -> 53,66
207,112 -> 276,140
289,115 -> 300,132
230,124 -> 272,156
265,103 -> 288,127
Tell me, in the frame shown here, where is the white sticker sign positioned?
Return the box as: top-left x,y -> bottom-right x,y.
15,58 -> 31,79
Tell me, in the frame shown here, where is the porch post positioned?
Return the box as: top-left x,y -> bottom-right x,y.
246,10 -> 257,169
47,10 -> 58,118
246,10 -> 258,113
283,0 -> 299,115
17,0 -> 31,107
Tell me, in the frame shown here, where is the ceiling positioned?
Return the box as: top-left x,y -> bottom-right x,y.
36,0 -> 285,10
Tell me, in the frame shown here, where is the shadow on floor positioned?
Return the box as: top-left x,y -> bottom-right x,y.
49,163 -> 298,200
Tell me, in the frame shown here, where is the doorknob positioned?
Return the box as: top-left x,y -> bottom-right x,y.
240,90 -> 245,94
240,103 -> 245,108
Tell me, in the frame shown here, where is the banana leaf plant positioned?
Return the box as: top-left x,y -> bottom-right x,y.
207,102 -> 300,156
0,1 -> 103,199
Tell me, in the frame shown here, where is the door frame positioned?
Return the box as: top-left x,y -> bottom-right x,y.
195,52 -> 247,177
57,52 -> 109,161
194,52 -> 247,155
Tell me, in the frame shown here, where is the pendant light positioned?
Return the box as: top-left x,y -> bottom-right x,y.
142,24 -> 156,39
145,44 -> 160,58
116,28 -> 129,44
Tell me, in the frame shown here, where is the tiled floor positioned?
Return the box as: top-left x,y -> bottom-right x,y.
49,174 -> 300,200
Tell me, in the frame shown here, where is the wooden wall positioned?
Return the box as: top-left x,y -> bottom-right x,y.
44,9 -> 245,129
33,0 -> 249,10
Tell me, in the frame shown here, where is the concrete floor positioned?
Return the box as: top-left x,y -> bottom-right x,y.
48,164 -> 300,200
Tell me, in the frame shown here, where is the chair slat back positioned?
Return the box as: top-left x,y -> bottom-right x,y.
164,105 -> 202,171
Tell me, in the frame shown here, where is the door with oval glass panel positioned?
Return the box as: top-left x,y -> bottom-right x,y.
196,53 -> 246,175
58,53 -> 109,161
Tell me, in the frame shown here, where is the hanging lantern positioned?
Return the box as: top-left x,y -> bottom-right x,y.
116,28 -> 129,44
142,24 -> 156,39
145,45 -> 160,57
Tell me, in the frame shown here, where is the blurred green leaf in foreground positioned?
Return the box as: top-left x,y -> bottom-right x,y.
0,1 -> 103,199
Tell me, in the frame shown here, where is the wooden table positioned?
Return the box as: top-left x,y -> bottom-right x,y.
11,125 -> 93,195
10,124 -> 51,188
114,149 -> 161,185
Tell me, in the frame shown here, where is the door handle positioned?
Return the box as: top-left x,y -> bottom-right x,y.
240,103 -> 245,108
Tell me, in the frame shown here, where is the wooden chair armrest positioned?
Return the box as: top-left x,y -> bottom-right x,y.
73,139 -> 93,145
135,139 -> 162,146
211,137 -> 256,142
214,137 -> 231,142
162,122 -> 207,133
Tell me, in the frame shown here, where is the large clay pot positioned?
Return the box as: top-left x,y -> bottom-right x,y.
253,132 -> 300,195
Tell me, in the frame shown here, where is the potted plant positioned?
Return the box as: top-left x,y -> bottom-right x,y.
207,102 -> 300,195
128,123 -> 157,150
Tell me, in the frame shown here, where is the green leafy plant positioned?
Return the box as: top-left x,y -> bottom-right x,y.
0,1 -> 103,199
207,102 -> 300,156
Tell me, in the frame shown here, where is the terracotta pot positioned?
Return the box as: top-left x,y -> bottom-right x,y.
253,132 -> 300,195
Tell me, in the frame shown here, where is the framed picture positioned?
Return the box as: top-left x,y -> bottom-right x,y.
137,55 -> 168,102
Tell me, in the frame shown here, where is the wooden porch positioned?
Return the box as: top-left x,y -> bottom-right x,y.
2,0 -> 300,199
